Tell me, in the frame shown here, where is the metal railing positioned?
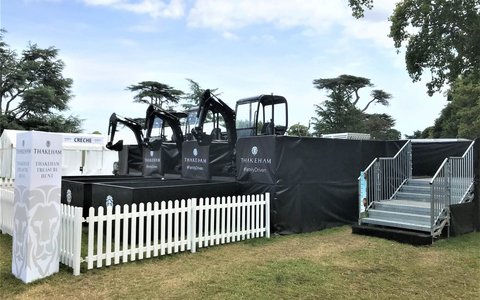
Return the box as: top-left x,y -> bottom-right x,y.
359,140 -> 412,221
430,141 -> 475,235
450,141 -> 475,203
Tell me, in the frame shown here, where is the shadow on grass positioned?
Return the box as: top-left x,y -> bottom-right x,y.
241,236 -> 275,247
0,234 -> 27,295
434,231 -> 480,250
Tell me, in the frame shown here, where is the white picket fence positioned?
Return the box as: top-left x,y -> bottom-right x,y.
0,178 -> 15,235
84,193 -> 270,272
60,204 -> 83,276
1,190 -> 271,275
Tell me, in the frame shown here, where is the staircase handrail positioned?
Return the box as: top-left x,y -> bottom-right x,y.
358,158 -> 377,180
380,140 -> 412,161
429,158 -> 449,185
358,140 -> 412,223
451,140 -> 475,159
429,140 -> 475,235
450,140 -> 475,204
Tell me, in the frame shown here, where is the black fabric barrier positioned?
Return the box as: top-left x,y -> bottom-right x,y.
450,202 -> 476,236
237,136 -> 405,233
474,139 -> 480,231
127,145 -> 143,175
411,141 -> 471,177
241,181 -> 357,234
62,177 -> 165,217
237,136 -> 403,185
182,141 -> 210,179
182,140 -> 234,179
143,147 -> 163,177
143,142 -> 181,176
161,143 -> 181,175
91,180 -> 240,212
116,145 -> 143,176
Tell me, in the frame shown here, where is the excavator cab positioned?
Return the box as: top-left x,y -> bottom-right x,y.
235,95 -> 288,138
191,89 -> 236,147
183,89 -> 237,179
183,108 -> 199,142
145,104 -> 187,152
144,105 -> 188,176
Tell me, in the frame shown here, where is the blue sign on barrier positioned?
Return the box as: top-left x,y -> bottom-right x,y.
359,171 -> 367,216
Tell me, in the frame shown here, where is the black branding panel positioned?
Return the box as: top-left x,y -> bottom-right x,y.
236,136 -> 276,184
143,148 -> 163,177
182,141 -> 210,179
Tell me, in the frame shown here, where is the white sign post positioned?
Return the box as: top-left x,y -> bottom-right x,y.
12,132 -> 63,283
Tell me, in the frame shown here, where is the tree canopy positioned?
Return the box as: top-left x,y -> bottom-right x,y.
313,75 -> 392,112
312,74 -> 399,139
181,78 -> 219,110
126,81 -> 184,109
420,75 -> 480,139
349,0 -> 480,96
0,29 -> 81,133
312,89 -> 365,134
348,0 -> 374,18
364,113 -> 401,140
287,123 -> 312,137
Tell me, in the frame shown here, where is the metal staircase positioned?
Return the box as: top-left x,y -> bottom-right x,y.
361,178 -> 431,232
357,140 -> 475,242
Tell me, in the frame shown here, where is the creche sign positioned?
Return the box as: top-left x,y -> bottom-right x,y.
62,134 -> 104,145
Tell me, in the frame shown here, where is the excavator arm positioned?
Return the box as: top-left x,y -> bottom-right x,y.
144,104 -> 186,152
106,113 -> 145,151
191,89 -> 237,146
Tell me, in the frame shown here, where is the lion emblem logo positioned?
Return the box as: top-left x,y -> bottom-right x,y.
66,189 -> 72,204
106,195 -> 114,208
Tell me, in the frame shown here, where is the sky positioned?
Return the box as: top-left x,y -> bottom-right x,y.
1,0 -> 448,137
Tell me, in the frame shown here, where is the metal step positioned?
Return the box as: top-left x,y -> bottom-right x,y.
395,192 -> 430,201
407,178 -> 432,187
361,217 -> 431,233
368,210 -> 430,225
401,185 -> 430,194
375,200 -> 430,215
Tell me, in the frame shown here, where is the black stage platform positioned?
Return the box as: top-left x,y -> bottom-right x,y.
351,224 -> 433,246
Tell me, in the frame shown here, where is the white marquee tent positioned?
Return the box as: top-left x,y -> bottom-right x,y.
0,130 -> 119,178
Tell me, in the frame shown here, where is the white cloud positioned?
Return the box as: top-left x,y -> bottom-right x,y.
188,0 -> 348,32
222,31 -> 239,40
187,0 -> 397,48
24,0 -> 62,3
80,0 -> 397,48
128,23 -> 161,32
249,34 -> 276,44
84,0 -> 120,5
342,19 -> 393,49
83,0 -> 185,18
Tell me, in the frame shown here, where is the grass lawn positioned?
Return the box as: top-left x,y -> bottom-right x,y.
0,226 -> 479,299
